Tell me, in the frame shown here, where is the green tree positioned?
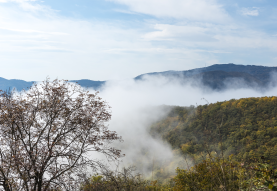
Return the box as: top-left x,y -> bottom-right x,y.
173,157 -> 253,191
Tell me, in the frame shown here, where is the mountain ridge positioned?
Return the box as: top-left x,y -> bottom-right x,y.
1,64 -> 277,91
135,63 -> 277,84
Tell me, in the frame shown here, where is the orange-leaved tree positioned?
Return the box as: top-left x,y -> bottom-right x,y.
0,79 -> 122,191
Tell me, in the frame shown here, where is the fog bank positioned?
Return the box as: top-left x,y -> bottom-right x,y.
94,74 -> 277,175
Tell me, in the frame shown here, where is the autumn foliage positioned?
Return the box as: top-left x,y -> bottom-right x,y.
151,97 -> 277,166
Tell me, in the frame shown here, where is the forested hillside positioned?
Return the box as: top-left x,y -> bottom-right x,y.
150,97 -> 277,166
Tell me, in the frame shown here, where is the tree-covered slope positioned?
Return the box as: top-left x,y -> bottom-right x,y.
150,97 -> 277,166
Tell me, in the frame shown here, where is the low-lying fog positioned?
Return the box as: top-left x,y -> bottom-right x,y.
93,74 -> 277,176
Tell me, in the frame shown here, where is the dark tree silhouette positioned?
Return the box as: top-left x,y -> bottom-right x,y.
0,79 -> 122,191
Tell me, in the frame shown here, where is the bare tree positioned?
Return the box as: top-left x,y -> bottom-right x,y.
0,79 -> 122,191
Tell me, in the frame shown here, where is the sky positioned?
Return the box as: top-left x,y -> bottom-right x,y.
0,0 -> 277,81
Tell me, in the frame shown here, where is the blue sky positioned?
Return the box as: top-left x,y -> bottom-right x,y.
0,0 -> 277,81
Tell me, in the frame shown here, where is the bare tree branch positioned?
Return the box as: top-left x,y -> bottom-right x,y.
0,79 -> 122,190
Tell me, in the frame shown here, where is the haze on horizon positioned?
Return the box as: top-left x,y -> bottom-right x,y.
0,0 -> 277,81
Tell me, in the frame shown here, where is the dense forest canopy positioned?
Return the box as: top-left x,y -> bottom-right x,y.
150,96 -> 277,167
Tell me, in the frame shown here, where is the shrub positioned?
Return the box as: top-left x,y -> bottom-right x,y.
173,156 -> 251,191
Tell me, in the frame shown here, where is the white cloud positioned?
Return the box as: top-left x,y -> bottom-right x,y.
0,0 -> 36,2
113,8 -> 138,15
240,7 -> 259,16
0,0 -> 277,81
0,1 -> 226,81
0,3 -> 175,81
143,24 -> 213,42
142,23 -> 277,51
0,0 -> 50,12
108,0 -> 230,22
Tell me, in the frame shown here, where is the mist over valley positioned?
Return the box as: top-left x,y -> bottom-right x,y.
3,63 -> 277,179
96,64 -> 277,179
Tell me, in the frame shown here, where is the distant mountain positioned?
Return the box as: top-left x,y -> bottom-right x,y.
192,71 -> 263,90
0,78 -> 105,92
0,77 -> 34,91
1,64 -> 277,91
69,79 -> 105,90
135,64 -> 277,82
135,64 -> 277,90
